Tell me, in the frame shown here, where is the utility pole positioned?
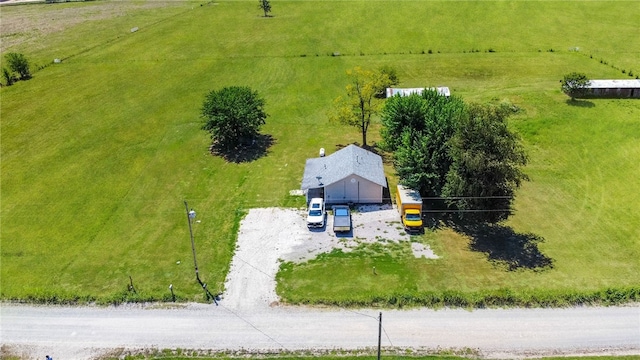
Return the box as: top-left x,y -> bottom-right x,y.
184,200 -> 200,283
377,312 -> 382,360
183,201 -> 218,305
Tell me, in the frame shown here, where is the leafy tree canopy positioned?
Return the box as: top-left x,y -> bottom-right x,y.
442,103 -> 528,223
382,89 -> 466,196
561,72 -> 590,99
380,94 -> 428,152
3,52 -> 31,84
201,86 -> 267,152
382,90 -> 528,223
376,65 -> 400,98
329,66 -> 395,146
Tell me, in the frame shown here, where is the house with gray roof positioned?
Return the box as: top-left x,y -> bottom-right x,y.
301,144 -> 387,204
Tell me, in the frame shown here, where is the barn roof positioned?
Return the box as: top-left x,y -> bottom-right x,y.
301,145 -> 386,190
588,79 -> 640,89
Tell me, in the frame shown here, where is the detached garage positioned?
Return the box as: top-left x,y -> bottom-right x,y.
301,145 -> 387,205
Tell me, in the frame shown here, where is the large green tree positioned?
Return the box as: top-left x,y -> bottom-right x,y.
201,86 -> 267,151
329,67 -> 394,147
382,89 -> 466,196
380,93 -> 428,152
442,103 -> 528,223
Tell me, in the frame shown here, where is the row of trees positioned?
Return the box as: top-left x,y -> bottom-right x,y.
328,67 -> 528,223
381,90 -> 528,223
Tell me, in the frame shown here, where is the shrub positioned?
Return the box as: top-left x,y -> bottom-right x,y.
4,52 -> 31,80
2,67 -> 15,86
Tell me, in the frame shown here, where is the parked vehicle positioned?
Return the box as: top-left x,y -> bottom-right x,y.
306,198 -> 326,228
332,205 -> 351,233
396,184 -> 423,233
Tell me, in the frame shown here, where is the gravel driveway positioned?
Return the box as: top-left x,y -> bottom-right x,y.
223,206 -> 438,310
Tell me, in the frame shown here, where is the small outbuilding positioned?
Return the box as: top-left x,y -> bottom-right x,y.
301,144 -> 387,205
587,80 -> 640,98
386,87 -> 450,98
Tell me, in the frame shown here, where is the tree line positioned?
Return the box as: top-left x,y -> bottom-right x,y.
329,67 -> 528,224
380,88 -> 528,223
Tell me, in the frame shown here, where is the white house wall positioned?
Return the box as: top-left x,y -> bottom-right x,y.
324,175 -> 382,204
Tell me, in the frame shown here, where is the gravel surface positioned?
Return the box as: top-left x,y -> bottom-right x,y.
2,303 -> 639,359
223,206 -> 437,310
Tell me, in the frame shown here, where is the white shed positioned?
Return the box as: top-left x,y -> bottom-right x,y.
386,87 -> 450,98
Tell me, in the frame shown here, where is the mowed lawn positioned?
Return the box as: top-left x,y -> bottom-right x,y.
1,0 -> 639,303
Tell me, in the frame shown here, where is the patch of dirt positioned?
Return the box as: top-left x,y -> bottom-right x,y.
0,0 -> 184,52
222,205 -> 438,310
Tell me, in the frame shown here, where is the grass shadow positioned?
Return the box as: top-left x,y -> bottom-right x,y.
422,199 -> 453,230
452,221 -> 554,271
566,98 -> 595,107
210,133 -> 275,163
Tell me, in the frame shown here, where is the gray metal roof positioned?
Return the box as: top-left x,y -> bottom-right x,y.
588,80 -> 640,89
301,145 -> 386,190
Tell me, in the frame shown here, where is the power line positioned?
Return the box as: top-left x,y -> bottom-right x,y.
221,259 -> 394,351
422,209 -> 514,213
421,195 -> 513,200
233,256 -> 276,279
343,309 -> 394,348
344,309 -> 378,320
382,324 -> 393,347
218,302 -> 288,350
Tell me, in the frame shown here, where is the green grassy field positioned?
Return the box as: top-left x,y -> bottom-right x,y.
1,0 -> 639,304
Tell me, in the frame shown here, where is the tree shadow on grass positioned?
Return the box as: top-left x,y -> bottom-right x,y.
452,221 -> 554,271
210,133 -> 275,163
566,98 -> 595,108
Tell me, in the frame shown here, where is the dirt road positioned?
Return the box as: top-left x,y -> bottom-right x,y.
2,303 -> 639,359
